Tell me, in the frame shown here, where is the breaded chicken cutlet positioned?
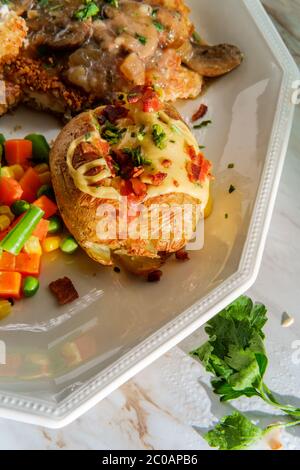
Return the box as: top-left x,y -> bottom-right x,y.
1,0 -> 243,119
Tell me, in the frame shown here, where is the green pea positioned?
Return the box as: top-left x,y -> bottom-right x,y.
48,215 -> 63,235
37,184 -> 55,200
60,236 -> 78,254
24,134 -> 50,163
22,276 -> 40,298
11,200 -> 31,216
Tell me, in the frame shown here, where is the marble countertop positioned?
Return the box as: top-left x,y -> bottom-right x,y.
1,0 -> 299,450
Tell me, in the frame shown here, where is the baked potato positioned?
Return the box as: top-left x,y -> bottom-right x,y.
50,86 -> 212,274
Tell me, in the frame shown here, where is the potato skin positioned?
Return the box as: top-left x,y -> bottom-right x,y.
50,104 -> 202,271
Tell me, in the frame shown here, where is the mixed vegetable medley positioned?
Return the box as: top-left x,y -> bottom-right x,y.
0,133 -> 79,320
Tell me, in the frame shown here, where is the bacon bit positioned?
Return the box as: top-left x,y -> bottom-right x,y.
173,179 -> 180,187
127,86 -> 144,104
186,152 -> 212,184
80,142 -> 96,154
147,270 -> 163,282
127,86 -> 162,113
192,104 -> 208,122
132,167 -> 145,178
130,178 -> 147,197
112,149 -> 135,180
161,158 -> 172,168
185,144 -> 198,161
104,154 -> 117,176
151,172 -> 167,186
49,277 -> 79,306
120,179 -> 133,196
175,249 -> 190,261
142,92 -> 161,113
94,139 -> 110,156
80,140 -> 110,157
101,105 -> 129,124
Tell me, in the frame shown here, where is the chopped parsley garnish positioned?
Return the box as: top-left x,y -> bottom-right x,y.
228,163 -> 235,169
123,146 -> 151,167
74,1 -> 99,21
225,213 -> 229,219
135,33 -> 147,45
101,121 -> 126,145
151,7 -> 159,17
152,124 -> 167,150
193,120 -> 212,130
137,125 -> 146,142
153,20 -> 165,32
229,184 -> 236,194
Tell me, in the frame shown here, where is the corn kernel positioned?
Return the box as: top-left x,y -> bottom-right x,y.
9,164 -> 24,181
1,166 -> 14,178
23,236 -> 42,255
0,215 -> 11,231
39,171 -> 52,185
42,236 -> 61,253
34,163 -> 49,174
0,300 -> 12,321
0,206 -> 14,222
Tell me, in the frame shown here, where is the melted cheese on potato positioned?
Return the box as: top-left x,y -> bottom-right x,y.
67,102 -> 210,210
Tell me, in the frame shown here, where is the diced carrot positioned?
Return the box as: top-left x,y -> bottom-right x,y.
0,252 -> 16,272
15,253 -> 41,276
19,167 -> 42,203
0,176 -> 23,206
32,218 -> 50,241
5,140 -> 32,167
0,271 -> 22,299
33,195 -> 57,219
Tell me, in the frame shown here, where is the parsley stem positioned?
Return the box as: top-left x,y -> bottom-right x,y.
258,382 -> 300,418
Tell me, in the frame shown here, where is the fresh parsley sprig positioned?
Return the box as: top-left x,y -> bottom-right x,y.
190,296 -> 300,449
74,0 -> 99,21
205,412 -> 300,451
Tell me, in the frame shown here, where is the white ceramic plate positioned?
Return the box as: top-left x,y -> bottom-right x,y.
0,0 -> 298,428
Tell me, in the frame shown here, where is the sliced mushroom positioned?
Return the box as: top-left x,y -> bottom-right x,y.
180,41 -> 243,78
28,20 -> 93,50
